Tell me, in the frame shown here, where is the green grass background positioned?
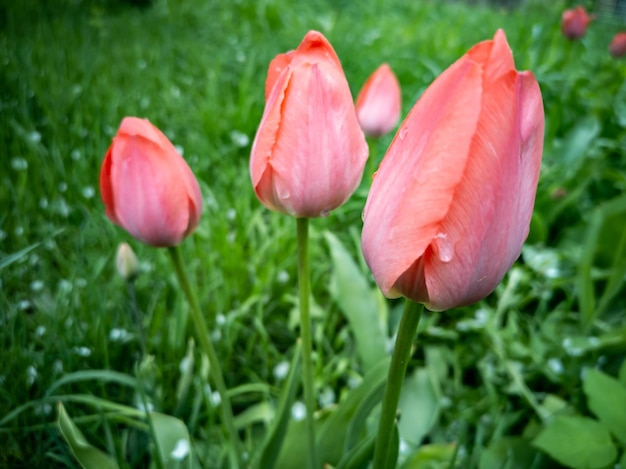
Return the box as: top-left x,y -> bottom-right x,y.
1,0 -> 626,467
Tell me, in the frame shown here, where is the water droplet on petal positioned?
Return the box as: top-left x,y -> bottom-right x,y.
398,127 -> 408,141
434,232 -> 454,263
320,209 -> 330,217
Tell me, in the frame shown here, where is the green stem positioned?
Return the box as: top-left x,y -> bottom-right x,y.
372,299 -> 424,469
296,217 -> 318,469
127,279 -> 146,357
168,246 -> 244,468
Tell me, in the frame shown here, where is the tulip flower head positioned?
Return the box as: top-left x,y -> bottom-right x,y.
250,31 -> 369,218
100,117 -> 203,247
561,6 -> 594,40
361,30 -> 544,311
609,32 -> 626,58
355,63 -> 402,138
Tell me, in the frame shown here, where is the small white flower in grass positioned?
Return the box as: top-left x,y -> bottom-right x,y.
18,300 -> 31,311
75,278 -> 87,288
348,375 -> 362,389
30,280 -> 44,292
399,438 -> 410,456
26,365 -> 37,386
230,130 -> 249,148
35,325 -> 46,337
319,387 -> 336,408
291,401 -> 306,421
547,358 -> 564,375
34,403 -> 52,415
28,131 -> 41,143
136,400 -> 154,413
39,198 -> 48,209
273,361 -> 289,381
53,360 -> 63,375
209,391 -> 221,407
216,314 -> 226,326
179,356 -> 193,374
226,208 -> 236,221
15,226 -> 24,236
109,328 -> 131,342
58,182 -> 67,192
174,144 -> 184,156
226,231 -> 236,244
170,439 -> 190,461
71,149 -> 81,161
73,346 -> 91,357
277,270 -> 289,284
562,337 -> 584,357
11,157 -> 28,170
82,186 -> 95,199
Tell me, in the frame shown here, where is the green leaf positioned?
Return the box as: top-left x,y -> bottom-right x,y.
398,368 -> 440,446
532,415 -> 617,469
577,194 -> 626,328
57,402 -> 120,469
0,228 -> 63,270
583,369 -> 626,446
402,443 -> 456,469
46,370 -> 138,397
317,357 -> 390,465
479,437 -> 543,469
150,412 -> 193,468
325,231 -> 387,372
555,115 -> 601,174
256,341 -> 302,469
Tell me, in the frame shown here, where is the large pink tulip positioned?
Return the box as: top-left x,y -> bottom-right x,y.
361,30 -> 544,311
355,63 -> 402,138
250,31 -> 369,218
609,32 -> 626,58
100,117 -> 203,247
561,6 -> 593,40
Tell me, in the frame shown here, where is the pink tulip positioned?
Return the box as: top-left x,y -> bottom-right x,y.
250,31 -> 369,218
561,6 -> 594,40
609,32 -> 626,58
361,30 -> 544,311
355,63 -> 402,138
100,117 -> 203,247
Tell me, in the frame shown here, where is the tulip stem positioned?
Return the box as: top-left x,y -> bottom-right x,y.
372,299 -> 424,469
296,217 -> 318,469
168,246 -> 244,469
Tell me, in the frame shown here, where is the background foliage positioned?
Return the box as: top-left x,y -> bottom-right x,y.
1,0 -> 625,467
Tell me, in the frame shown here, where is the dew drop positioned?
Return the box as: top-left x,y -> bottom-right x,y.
320,209 -> 330,217
434,232 -> 454,263
398,127 -> 408,141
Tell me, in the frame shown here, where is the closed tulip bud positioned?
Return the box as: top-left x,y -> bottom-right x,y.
100,117 -> 203,247
116,242 -> 140,281
361,30 -> 544,311
355,63 -> 402,138
250,30 -> 369,218
561,6 -> 594,40
609,32 -> 626,58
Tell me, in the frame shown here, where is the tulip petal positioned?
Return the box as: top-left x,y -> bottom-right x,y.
250,30 -> 368,218
101,117 -> 203,247
111,135 -> 191,246
362,55 -> 483,297
362,29 -> 544,310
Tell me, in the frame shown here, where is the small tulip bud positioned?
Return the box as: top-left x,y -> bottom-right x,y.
116,242 -> 140,281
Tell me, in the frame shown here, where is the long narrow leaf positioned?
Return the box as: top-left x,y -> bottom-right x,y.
256,340 -> 303,469
57,402 -> 120,469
